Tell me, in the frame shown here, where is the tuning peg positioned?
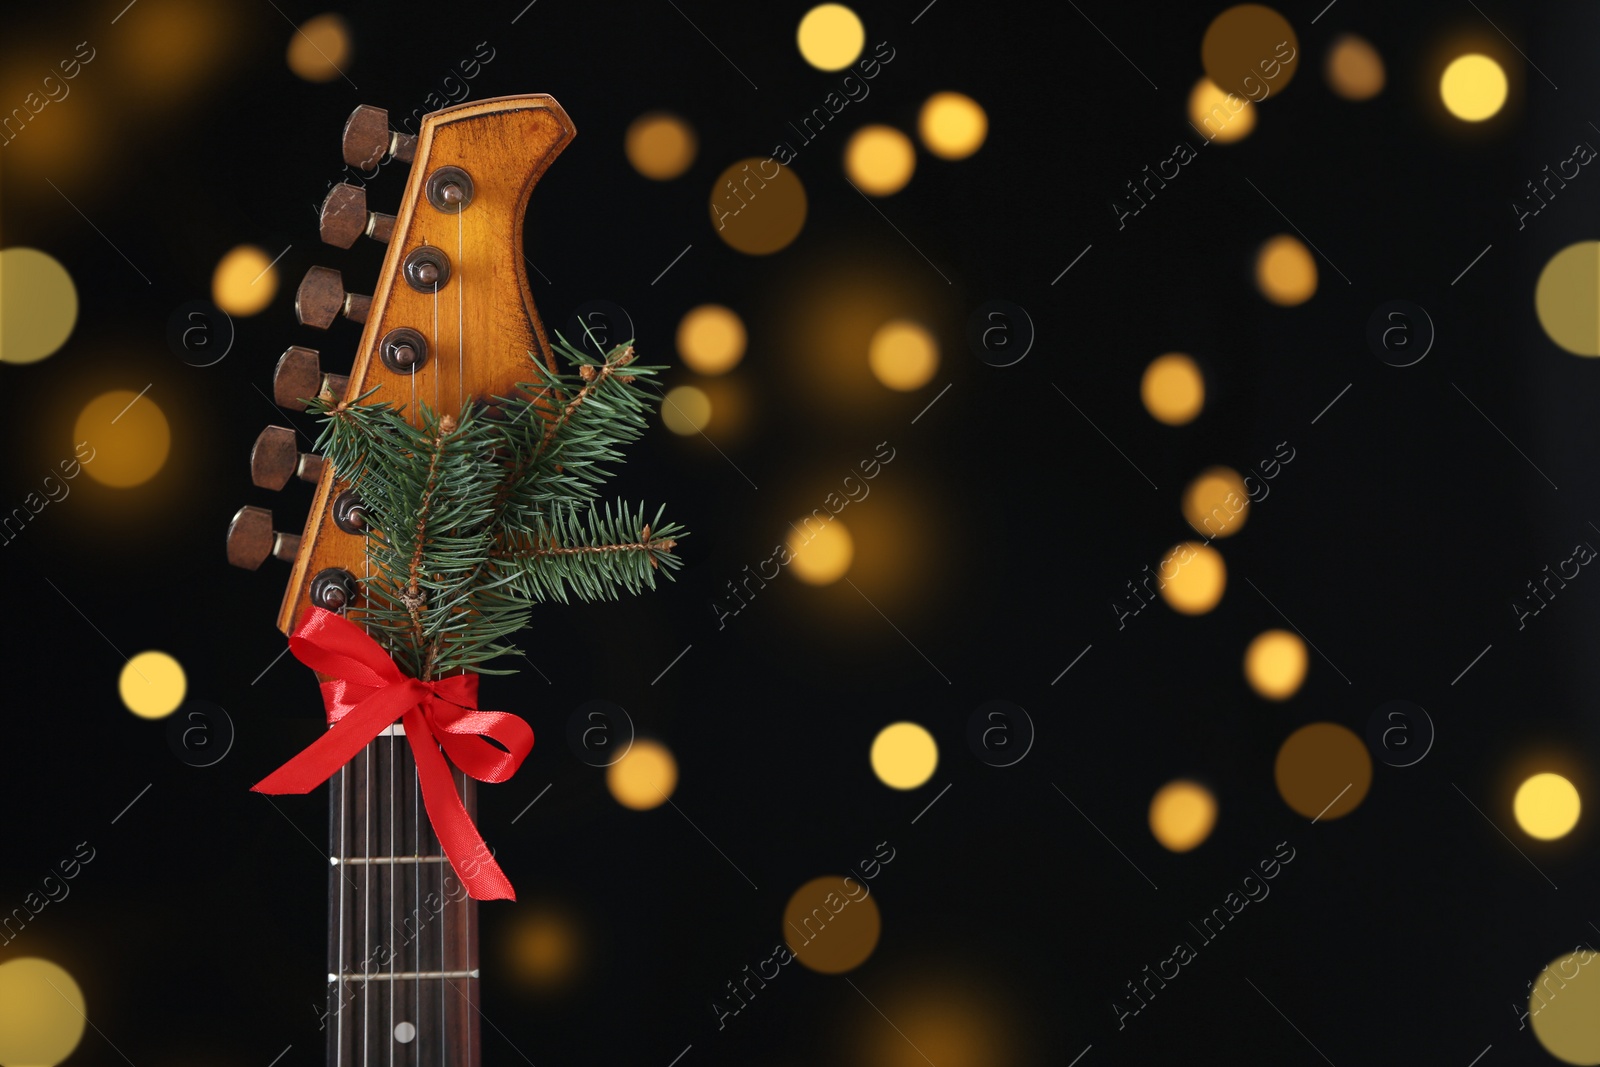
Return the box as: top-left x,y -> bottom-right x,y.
296,266 -> 371,329
251,426 -> 325,490
273,346 -> 349,410
343,105 -> 417,170
319,183 -> 395,248
226,505 -> 300,570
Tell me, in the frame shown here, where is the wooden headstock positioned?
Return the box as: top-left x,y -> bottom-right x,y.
227,95 -> 576,634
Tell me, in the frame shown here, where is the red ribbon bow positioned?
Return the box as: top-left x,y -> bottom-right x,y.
252,607 -> 533,901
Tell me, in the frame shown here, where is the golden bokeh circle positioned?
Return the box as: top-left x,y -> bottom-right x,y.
606,738 -> 678,811
1201,4 -> 1300,100
1536,242 -> 1600,356
1326,34 -> 1385,100
1243,629 -> 1307,701
782,875 -> 882,973
1158,541 -> 1227,615
1255,234 -> 1318,306
0,248 -> 78,365
918,92 -> 987,160
625,112 -> 698,181
1275,722 -> 1371,820
1440,53 -> 1507,122
787,518 -> 853,585
1149,780 -> 1218,852
1141,353 -> 1205,425
119,650 -> 187,719
212,244 -> 279,316
1188,78 -> 1256,144
286,13 -> 351,83
661,385 -> 712,435
868,319 -> 938,391
676,304 -> 746,375
1514,772 -> 1581,841
0,958 -> 86,1067
1182,466 -> 1249,539
796,4 -> 865,71
508,908 -> 580,990
1530,950 -> 1600,1064
73,390 -> 171,488
870,721 -> 938,790
709,158 -> 808,255
845,125 -> 916,196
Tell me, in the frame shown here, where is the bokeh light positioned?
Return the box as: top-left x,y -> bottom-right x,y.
1514,773 -> 1581,840
870,721 -> 938,790
918,92 -> 987,159
796,4 -> 865,71
1529,950 -> 1600,1064
73,389 -> 171,488
0,958 -> 85,1067
1187,78 -> 1255,144
783,875 -> 881,973
212,245 -> 279,316
119,650 -> 187,719
710,157 -> 807,255
844,125 -> 916,196
676,304 -> 746,375
1182,466 -> 1249,539
1149,780 -> 1217,852
852,980 -> 1021,1067
1243,629 -> 1307,701
1157,541 -> 1226,615
1275,722 -> 1371,820
606,738 -> 678,811
1141,353 -> 1205,425
1255,234 -> 1318,306
1326,34 -> 1385,100
868,319 -> 938,391
507,906 -> 582,990
1440,53 -> 1507,122
286,13 -> 351,83
0,247 -> 78,365
1535,242 -> 1600,357
625,112 -> 697,180
661,385 -> 712,435
787,517 -> 854,585
1201,4 -> 1300,99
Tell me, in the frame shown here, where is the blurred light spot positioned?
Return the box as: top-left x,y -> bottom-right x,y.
918,92 -> 987,159
1514,773 -> 1581,840
797,4 -> 865,71
286,13 -> 351,83
1244,629 -> 1307,700
787,516 -> 853,585
1255,234 -> 1317,306
606,738 -> 677,811
121,0 -> 230,99
509,907 -> 581,990
212,245 -> 279,316
855,983 -> 1018,1067
676,304 -> 746,375
74,389 -> 171,488
783,875 -> 881,973
1158,541 -> 1226,615
870,721 -> 937,789
710,157 -> 807,255
1536,242 -> 1600,357
1201,4 -> 1300,99
1182,466 -> 1249,539
661,385 -> 711,435
1441,53 -> 1507,122
1274,722 -> 1371,820
1141,353 -> 1205,425
625,112 -> 697,180
1149,780 -> 1217,852
0,248 -> 78,364
0,958 -> 86,1067
1188,78 -> 1255,144
868,319 -> 938,391
1529,950 -> 1600,1064
845,125 -> 916,196
119,650 -> 186,719
1326,34 -> 1385,100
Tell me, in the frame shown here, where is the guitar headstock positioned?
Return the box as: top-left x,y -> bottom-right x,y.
226,95 -> 576,634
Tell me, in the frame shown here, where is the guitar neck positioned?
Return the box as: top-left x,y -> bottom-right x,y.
328,732 -> 481,1067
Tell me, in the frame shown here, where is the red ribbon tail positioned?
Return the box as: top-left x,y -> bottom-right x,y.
406,707 -> 517,901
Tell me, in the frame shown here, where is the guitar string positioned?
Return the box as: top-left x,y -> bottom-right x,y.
388,722 -> 395,1067
455,203 -> 472,1067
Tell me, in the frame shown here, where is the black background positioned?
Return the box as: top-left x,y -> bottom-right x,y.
4,0 -> 1600,1063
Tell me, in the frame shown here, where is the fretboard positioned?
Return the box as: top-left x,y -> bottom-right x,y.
327,731 -> 480,1067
